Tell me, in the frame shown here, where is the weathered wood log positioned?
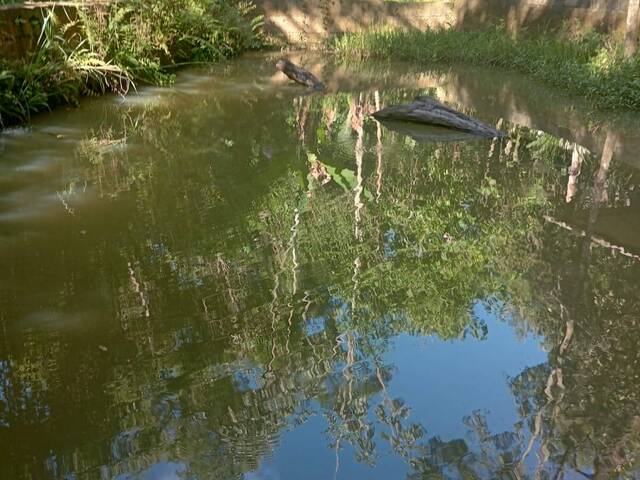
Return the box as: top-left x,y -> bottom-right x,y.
276,59 -> 325,91
373,96 -> 505,138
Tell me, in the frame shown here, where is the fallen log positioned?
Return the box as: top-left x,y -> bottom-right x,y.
373,96 -> 505,138
276,59 -> 325,91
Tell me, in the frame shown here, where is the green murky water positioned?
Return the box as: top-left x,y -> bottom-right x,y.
1,52 -> 640,479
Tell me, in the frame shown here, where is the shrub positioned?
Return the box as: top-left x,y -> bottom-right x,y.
0,0 -> 263,128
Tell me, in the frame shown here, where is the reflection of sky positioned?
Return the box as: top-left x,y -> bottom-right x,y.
247,299 -> 548,479
234,367 -> 266,392
115,461 -> 187,480
388,300 -> 547,439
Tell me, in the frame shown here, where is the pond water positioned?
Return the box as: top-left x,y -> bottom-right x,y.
1,52 -> 640,479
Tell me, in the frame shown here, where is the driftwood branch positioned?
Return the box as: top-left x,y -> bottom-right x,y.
276,59 -> 325,91
373,96 -> 505,138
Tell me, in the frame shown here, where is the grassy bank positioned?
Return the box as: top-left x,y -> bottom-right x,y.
331,27 -> 640,111
0,0 -> 262,128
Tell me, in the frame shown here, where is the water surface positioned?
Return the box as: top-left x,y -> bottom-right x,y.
1,52 -> 640,479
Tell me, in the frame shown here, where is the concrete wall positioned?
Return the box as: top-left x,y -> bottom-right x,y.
258,0 -> 454,44
258,0 -> 634,43
455,0 -> 631,35
0,3 -> 79,61
0,4 -> 48,60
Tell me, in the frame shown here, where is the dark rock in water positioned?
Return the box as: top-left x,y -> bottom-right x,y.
373,95 -> 505,139
276,59 -> 325,91
378,120 -> 486,143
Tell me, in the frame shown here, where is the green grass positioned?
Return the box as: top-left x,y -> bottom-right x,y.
0,0 -> 263,128
331,26 -> 640,111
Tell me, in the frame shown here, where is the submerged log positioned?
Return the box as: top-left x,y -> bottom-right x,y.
276,59 -> 325,91
377,119 -> 483,143
373,96 -> 505,138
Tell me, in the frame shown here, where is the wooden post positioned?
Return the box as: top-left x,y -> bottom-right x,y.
626,0 -> 640,57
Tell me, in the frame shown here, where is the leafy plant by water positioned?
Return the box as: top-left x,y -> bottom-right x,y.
331,26 -> 640,111
0,0 -> 263,128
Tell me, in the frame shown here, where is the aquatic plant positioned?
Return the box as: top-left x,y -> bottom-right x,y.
331,26 -> 640,111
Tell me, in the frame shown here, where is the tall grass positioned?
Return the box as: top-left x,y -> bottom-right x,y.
0,0 -> 263,128
331,27 -> 640,111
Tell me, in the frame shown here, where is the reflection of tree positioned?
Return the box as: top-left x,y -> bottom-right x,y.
502,131 -> 640,480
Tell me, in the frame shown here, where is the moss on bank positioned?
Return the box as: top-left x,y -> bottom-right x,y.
0,0 -> 263,128
331,27 -> 640,111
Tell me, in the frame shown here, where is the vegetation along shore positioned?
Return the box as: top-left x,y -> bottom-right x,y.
0,0 -> 263,128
